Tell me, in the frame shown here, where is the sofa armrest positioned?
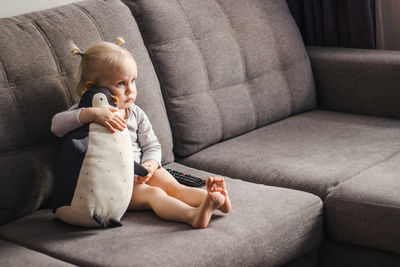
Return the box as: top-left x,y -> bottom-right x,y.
307,46 -> 400,119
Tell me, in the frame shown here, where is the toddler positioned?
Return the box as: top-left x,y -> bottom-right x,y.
51,38 -> 231,228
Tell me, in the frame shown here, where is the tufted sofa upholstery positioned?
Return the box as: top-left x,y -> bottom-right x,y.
125,0 -> 315,157
0,0 -> 399,266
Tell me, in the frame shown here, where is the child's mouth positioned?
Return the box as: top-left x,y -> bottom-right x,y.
125,97 -> 134,103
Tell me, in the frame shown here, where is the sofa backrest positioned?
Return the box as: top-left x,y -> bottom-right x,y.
0,0 -> 174,225
125,0 -> 316,157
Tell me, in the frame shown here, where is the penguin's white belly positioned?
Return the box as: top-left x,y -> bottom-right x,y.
56,123 -> 134,227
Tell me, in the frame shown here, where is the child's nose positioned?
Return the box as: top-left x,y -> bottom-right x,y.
126,84 -> 133,94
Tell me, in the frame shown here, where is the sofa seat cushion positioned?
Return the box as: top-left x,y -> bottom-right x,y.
0,239 -> 72,266
179,110 -> 400,199
0,163 -> 323,267
125,0 -> 316,157
325,153 -> 400,254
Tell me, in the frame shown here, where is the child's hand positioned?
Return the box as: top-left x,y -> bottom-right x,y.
137,160 -> 159,184
79,107 -> 126,133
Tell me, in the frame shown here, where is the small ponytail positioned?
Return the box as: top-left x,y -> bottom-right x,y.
115,37 -> 125,46
71,47 -> 84,57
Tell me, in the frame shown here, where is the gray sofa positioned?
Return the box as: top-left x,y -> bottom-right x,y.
0,0 -> 398,266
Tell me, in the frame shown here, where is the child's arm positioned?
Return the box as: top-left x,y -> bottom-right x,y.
137,110 -> 162,168
134,106 -> 162,183
137,158 -> 159,184
51,105 -> 126,137
51,104 -> 82,137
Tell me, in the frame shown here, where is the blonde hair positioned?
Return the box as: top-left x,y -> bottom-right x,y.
71,38 -> 135,97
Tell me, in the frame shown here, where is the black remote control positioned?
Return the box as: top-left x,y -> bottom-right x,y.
166,169 -> 206,187
134,161 -> 149,177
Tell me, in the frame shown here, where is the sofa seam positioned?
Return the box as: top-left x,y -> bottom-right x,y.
244,201 -> 323,256
138,49 -> 176,163
214,0 -> 258,130
72,4 -> 105,41
2,82 -> 21,118
148,37 -> 307,84
175,0 -> 225,142
34,146 -> 46,215
326,148 -> 400,198
146,30 -> 230,48
202,223 -> 322,266
0,235 -> 79,266
165,57 -> 308,100
268,4 -> 295,116
1,71 -> 74,86
246,201 -> 323,240
327,198 -> 400,210
284,69 -> 295,117
145,36 -> 186,156
2,80 -> 29,149
0,142 -> 60,159
30,21 -> 73,106
0,59 -> 9,86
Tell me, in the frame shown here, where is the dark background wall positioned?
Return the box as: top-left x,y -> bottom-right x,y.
286,0 -> 376,49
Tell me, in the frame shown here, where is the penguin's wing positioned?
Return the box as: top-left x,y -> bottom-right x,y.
52,125 -> 89,211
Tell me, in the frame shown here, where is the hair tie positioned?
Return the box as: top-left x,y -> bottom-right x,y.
115,37 -> 125,46
71,47 -> 84,57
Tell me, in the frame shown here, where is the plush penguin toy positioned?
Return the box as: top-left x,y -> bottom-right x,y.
52,87 -> 147,228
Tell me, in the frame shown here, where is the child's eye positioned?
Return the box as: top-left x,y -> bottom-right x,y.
117,81 -> 125,86
131,79 -> 135,84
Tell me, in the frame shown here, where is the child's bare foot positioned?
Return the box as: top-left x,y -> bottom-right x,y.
192,191 -> 224,229
207,177 -> 232,214
191,177 -> 232,228
191,177 -> 228,228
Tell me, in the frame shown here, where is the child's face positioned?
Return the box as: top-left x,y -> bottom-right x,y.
98,58 -> 138,109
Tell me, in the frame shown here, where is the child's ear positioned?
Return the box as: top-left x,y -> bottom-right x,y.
85,81 -> 96,90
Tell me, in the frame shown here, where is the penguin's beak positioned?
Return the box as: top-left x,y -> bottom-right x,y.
110,95 -> 118,105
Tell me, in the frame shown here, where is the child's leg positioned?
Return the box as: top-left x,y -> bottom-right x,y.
128,181 -> 194,224
147,168 -> 232,213
147,168 -> 206,207
128,179 -> 224,228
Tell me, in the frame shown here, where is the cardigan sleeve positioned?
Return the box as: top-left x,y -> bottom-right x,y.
50,103 -> 83,137
135,106 -> 162,167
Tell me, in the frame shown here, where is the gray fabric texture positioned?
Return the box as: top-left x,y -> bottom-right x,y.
325,153 -> 400,254
0,239 -> 73,267
320,239 -> 400,267
0,163 -> 323,267
178,110 -> 400,199
307,46 -> 400,119
126,0 -> 316,157
0,0 -> 173,226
